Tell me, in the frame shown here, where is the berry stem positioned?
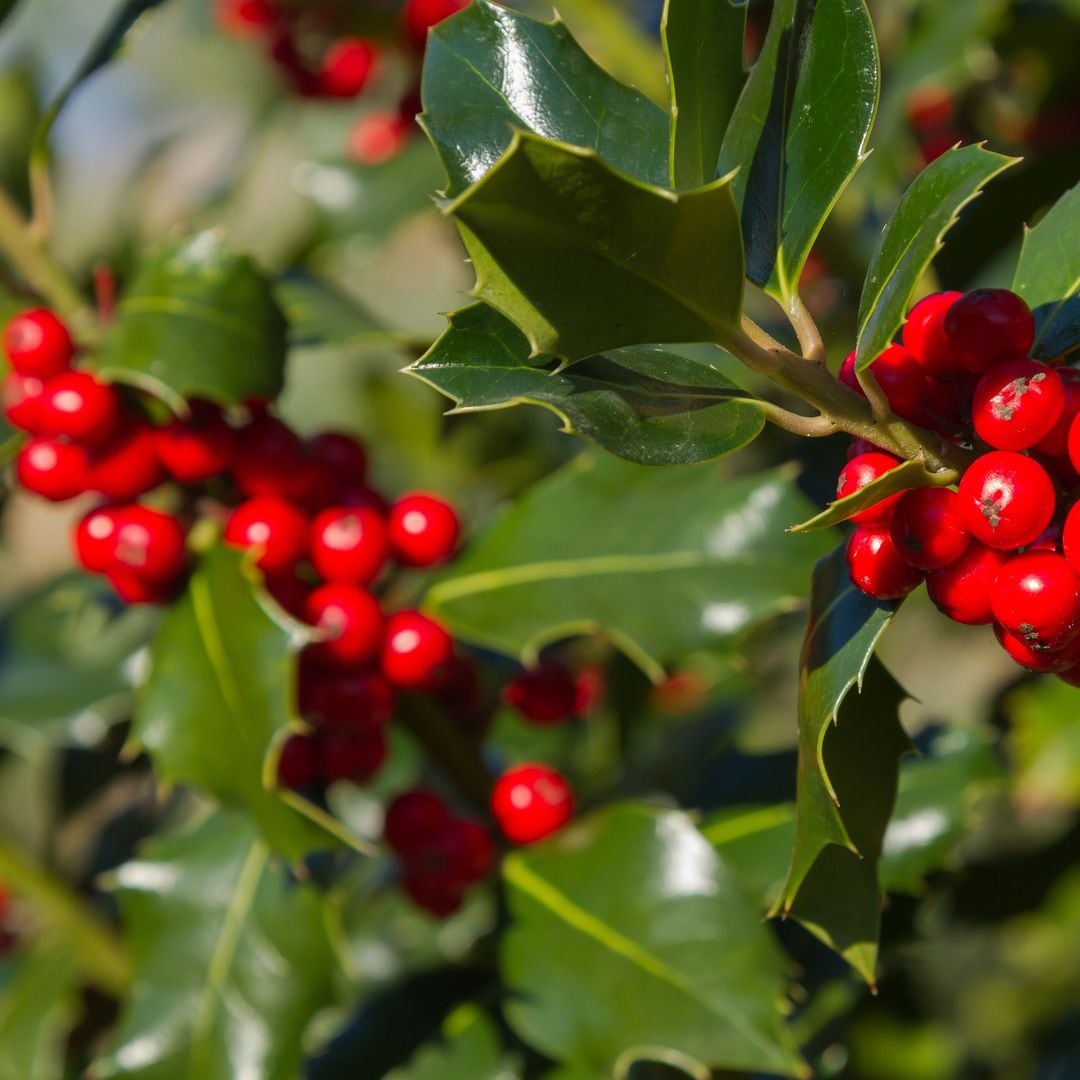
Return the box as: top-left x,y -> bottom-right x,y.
0,184 -> 96,335
785,291 -> 826,364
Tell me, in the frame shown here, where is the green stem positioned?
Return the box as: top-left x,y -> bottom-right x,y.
0,832 -> 131,995
0,185 -> 95,333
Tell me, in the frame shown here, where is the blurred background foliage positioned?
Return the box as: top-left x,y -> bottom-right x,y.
0,0 -> 1078,1077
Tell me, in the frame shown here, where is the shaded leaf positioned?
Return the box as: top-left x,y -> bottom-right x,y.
857,145 -> 1017,369
408,304 -> 764,467
425,454 -> 834,682
133,545 -> 333,858
701,803 -> 796,909
789,459 -> 938,534
717,0 -> 878,299
92,233 -> 288,411
95,812 -> 338,1080
277,276 -> 390,349
389,1006 -> 517,1080
446,131 -> 744,363
770,545 -> 910,983
1013,181 -> 1080,359
501,803 -> 805,1077
662,0 -> 746,190
1006,676 -> 1080,811
421,0 -> 669,196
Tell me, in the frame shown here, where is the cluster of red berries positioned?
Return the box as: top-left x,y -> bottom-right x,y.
838,287 -> 1080,684
215,0 -> 467,166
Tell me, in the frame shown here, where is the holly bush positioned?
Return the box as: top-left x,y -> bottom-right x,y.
0,0 -> 1079,1077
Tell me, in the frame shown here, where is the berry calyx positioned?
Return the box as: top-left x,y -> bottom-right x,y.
491,763 -> 574,845
304,584 -> 384,669
846,527 -> 925,600
836,452 -> 903,526
15,438 -> 90,502
387,493 -> 460,567
956,451 -> 1055,550
503,662 -> 578,726
380,610 -> 453,689
310,506 -> 389,585
991,551 -> 1080,650
225,496 -> 309,574
153,400 -> 236,484
3,308 -> 74,379
944,288 -> 1036,372
35,372 -> 121,446
972,359 -> 1064,450
888,488 -> 970,571
902,291 -> 964,377
926,542 -> 1008,625
994,623 -> 1080,674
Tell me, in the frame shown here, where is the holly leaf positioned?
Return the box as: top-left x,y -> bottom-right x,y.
788,459 -> 937,534
389,1006 -> 518,1080
769,545 -> 911,984
446,132 -> 744,363
701,804 -> 796,910
1013,181 -> 1080,360
856,145 -> 1018,369
276,276 -> 392,349
421,0 -> 669,195
94,811 -> 338,1080
717,0 -> 879,299
424,454 -> 834,682
133,545 -> 338,858
501,803 -> 805,1078
662,0 -> 746,190
92,233 -> 288,411
407,304 -> 765,467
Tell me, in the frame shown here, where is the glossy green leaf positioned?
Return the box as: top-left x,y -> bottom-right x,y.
881,727 -> 1003,895
92,233 -> 288,411
857,145 -> 1017,369
95,812 -> 338,1080
421,0 -> 669,196
701,803 -> 796,909
789,459 -> 938,534
0,940 -> 78,1080
0,574 -> 156,753
501,803 -> 805,1077
716,0 -> 878,299
1013,181 -> 1080,360
389,1006 -> 517,1080
770,545 -> 910,983
447,132 -> 744,363
408,304 -> 764,467
662,0 -> 746,189
425,454 -> 834,682
133,545 -> 332,858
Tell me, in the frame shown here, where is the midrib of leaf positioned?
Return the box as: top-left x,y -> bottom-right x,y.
701,804 -> 795,846
187,839 -> 269,1078
117,297 -> 262,343
504,856 -> 790,1066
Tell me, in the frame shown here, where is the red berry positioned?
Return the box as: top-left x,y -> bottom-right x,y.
35,372 -> 121,446
455,820 -> 495,880
89,420 -> 165,502
318,37 -> 378,98
299,665 -> 394,729
944,289 -> 1036,372
1064,502 -> 1080,577
926,542 -> 1008,624
347,112 -> 412,166
994,623 -> 1080,673
387,493 -> 460,567
402,0 -> 469,51
1067,413 -> 1080,477
903,291 -> 965,377
888,487 -> 970,570
956,451 -> 1055,550
111,505 -> 187,584
74,505 -> 122,573
491,763 -> 574,845
845,527 -> 925,600
277,733 -> 320,790
840,346 -> 926,422
107,570 -> 177,605
972,360 -> 1064,451
231,413 -> 307,500
304,584 -> 384,669
380,611 -> 454,689
400,865 -> 465,917
2,374 -> 45,433
15,438 -> 90,501
836,452 -> 903,526
1035,380 -> 1080,457
846,437 -> 885,460
310,506 -> 389,585
384,789 -> 450,857
919,377 -> 965,438
991,551 -> 1080,650
503,662 -> 578,725
406,818 -> 491,888
224,496 -> 308,574
214,0 -> 280,36
3,308 -> 73,379
320,726 -> 387,784
153,400 -> 236,484
308,431 -> 367,488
